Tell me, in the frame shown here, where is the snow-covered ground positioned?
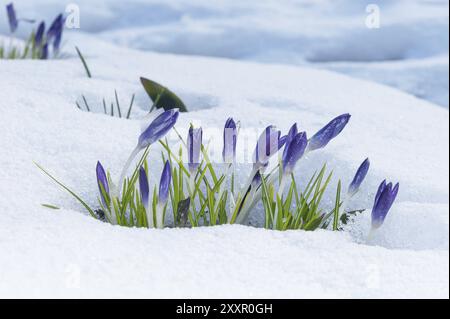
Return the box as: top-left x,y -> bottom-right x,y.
3,0 -> 448,107
0,1 -> 448,298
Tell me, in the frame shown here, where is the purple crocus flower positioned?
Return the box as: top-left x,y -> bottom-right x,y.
96,161 -> 110,208
282,130 -> 308,175
138,109 -> 179,150
47,14 -> 64,52
223,118 -> 237,164
348,158 -> 370,197
371,180 -> 399,229
187,126 -> 203,173
253,126 -> 285,169
159,161 -> 172,204
139,166 -> 149,208
35,22 -> 46,47
6,3 -> 18,33
307,114 -> 351,152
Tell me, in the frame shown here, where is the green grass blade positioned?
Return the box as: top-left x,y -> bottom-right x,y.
34,162 -> 96,218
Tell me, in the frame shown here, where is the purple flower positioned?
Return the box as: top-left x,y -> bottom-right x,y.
40,43 -> 49,60
371,180 -> 400,229
6,3 -> 18,33
139,166 -> 149,208
35,22 -> 46,47
223,118 -> 237,164
47,14 -> 64,52
138,109 -> 179,150
307,114 -> 351,152
159,161 -> 172,204
282,127 -> 308,175
96,161 -> 109,208
253,126 -> 285,169
348,158 -> 370,196
187,126 -> 203,173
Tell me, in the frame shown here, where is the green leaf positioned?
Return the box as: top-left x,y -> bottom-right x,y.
140,77 -> 188,112
41,204 -> 60,210
34,162 -> 96,218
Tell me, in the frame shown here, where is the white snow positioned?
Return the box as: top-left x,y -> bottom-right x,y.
3,0 -> 447,107
0,0 -> 448,298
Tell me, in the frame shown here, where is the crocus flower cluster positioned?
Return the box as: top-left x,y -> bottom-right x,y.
40,102 -> 399,234
187,126 -> 203,174
6,3 -> 18,33
3,3 -> 64,60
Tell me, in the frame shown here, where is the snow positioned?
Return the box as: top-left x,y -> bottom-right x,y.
0,0 -> 448,298
3,0 -> 447,107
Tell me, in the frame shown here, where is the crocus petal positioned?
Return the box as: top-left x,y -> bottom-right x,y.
35,21 -> 46,47
138,109 -> 179,149
286,123 -> 298,146
282,132 -> 308,175
307,114 -> 351,152
348,158 -> 370,196
187,127 -> 202,173
139,166 -> 149,208
47,14 -> 63,40
6,3 -> 18,33
253,126 -> 283,168
96,161 -> 109,207
158,161 -> 172,204
223,118 -> 237,163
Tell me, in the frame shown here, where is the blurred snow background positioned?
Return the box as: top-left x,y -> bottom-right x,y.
2,0 -> 448,107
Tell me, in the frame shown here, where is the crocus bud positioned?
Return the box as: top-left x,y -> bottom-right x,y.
138,109 -> 179,150
371,180 -> 399,229
348,158 -> 370,197
307,114 -> 351,152
139,166 -> 149,209
6,3 -> 18,33
223,118 -> 237,164
187,126 -> 202,173
96,161 -> 109,207
158,161 -> 172,204
282,131 -> 308,175
253,126 -> 285,170
35,22 -> 46,47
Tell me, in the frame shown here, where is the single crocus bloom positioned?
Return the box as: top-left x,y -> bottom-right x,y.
371,180 -> 399,229
187,126 -> 203,173
282,130 -> 308,175
117,109 -> 179,197
35,22 -> 46,47
253,126 -> 285,170
96,161 -> 109,208
159,161 -> 172,204
348,158 -> 370,197
223,118 -> 237,164
139,166 -> 149,209
47,14 -> 64,52
307,114 -> 351,152
6,3 -> 18,33
138,109 -> 179,150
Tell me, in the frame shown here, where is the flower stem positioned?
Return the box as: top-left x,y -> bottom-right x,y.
117,146 -> 140,197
